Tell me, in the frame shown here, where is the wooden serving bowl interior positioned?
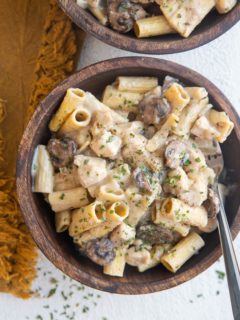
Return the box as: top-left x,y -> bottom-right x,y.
17,57 -> 240,294
57,0 -> 240,54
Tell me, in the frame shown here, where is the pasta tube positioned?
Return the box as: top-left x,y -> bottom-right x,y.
115,77 -> 158,93
55,210 -> 71,233
69,201 -> 106,236
161,197 -> 208,228
164,83 -> 190,114
32,145 -> 54,193
161,232 -> 205,273
98,182 -> 126,202
173,99 -> 209,138
59,108 -> 91,135
49,88 -> 86,132
215,0 -> 237,13
185,87 -> 208,101
134,16 -> 176,38
152,203 -> 190,237
103,246 -> 127,277
106,201 -> 129,223
48,187 -> 89,212
73,201 -> 129,246
207,109 -> 234,143
102,85 -> 143,112
146,113 -> 179,152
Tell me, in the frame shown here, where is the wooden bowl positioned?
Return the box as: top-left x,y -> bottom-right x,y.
57,0 -> 240,54
16,57 -> 240,294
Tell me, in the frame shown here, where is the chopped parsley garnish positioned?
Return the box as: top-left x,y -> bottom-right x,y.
106,135 -> 114,143
119,165 -> 127,176
165,175 -> 181,187
216,270 -> 225,280
49,277 -> 58,284
47,287 -> 57,298
192,143 -> 197,149
183,159 -> 191,166
59,193 -> 65,200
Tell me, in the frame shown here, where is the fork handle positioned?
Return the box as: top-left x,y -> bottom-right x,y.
217,184 -> 240,320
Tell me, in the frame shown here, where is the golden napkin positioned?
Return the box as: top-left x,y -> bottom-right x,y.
0,0 -> 83,298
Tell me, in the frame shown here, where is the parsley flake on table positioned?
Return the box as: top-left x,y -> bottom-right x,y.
216,270 -> 225,281
47,287 -> 57,298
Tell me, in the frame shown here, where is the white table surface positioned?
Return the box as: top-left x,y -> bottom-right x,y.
1,21 -> 240,320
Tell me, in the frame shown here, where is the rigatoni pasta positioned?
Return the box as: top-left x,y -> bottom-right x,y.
134,16 -> 176,38
59,108 -> 91,135
215,0 -> 237,13
49,88 -> 86,132
48,187 -> 89,212
115,77 -> 158,93
32,145 -> 54,193
161,232 -> 205,272
164,83 -> 190,114
69,201 -> 106,236
32,74 -> 233,277
55,210 -> 71,233
102,85 -> 143,112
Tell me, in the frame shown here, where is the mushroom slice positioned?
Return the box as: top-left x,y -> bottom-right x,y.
136,223 -> 179,245
107,0 -> 148,33
203,188 -> 220,219
47,137 -> 77,169
159,0 -> 215,38
133,166 -> 160,193
139,92 -> 170,125
164,140 -> 189,169
85,238 -> 116,266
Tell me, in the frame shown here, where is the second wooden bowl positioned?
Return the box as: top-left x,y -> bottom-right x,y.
16,57 -> 240,294
57,0 -> 240,54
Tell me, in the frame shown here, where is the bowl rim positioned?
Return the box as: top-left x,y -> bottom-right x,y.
57,0 -> 240,54
16,57 -> 240,294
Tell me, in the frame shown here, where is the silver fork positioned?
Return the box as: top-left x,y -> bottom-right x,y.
206,142 -> 240,319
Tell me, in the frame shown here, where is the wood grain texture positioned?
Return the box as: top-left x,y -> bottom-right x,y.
0,0 -> 50,175
16,57 -> 240,294
56,0 -> 240,54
